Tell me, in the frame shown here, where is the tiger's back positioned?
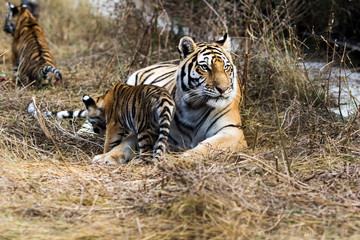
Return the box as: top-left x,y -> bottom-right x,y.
126,63 -> 178,95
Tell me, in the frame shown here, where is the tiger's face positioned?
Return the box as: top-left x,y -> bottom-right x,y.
82,94 -> 107,136
176,33 -> 238,109
3,2 -> 18,35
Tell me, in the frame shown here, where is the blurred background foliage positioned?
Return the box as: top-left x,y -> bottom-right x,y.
1,0 -> 359,66
0,0 -> 359,106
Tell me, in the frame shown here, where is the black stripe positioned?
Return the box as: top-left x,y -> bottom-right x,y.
160,124 -> 170,135
157,136 -> 167,143
213,124 -> 242,136
160,97 -> 174,105
137,134 -> 151,143
110,140 -> 122,148
159,106 -> 171,116
205,108 -> 232,133
179,76 -> 188,92
23,23 -> 38,29
134,72 -> 139,85
158,130 -> 169,136
138,65 -> 166,82
193,109 -> 212,135
142,72 -> 154,82
152,71 -> 176,84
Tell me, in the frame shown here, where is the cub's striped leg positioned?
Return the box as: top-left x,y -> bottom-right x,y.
137,129 -> 157,160
92,134 -> 138,165
104,122 -> 124,153
153,100 -> 175,161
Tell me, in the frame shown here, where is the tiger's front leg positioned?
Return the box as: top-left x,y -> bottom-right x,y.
182,127 -> 247,157
137,129 -> 156,160
103,122 -> 126,153
92,134 -> 138,165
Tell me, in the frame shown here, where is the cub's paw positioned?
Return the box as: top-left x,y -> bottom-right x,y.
92,153 -> 125,165
92,154 -> 108,165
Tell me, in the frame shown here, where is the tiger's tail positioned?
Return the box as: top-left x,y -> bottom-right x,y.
153,97 -> 176,161
41,66 -> 63,82
27,102 -> 87,119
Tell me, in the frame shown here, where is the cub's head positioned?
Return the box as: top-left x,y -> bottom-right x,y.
4,2 -> 18,35
82,94 -> 106,136
21,0 -> 39,19
3,2 -> 34,36
176,33 -> 238,109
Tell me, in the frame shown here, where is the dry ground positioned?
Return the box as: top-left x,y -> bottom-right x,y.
1,0 -> 360,239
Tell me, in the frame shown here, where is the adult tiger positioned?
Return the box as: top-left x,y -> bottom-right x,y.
28,33 -> 247,162
123,33 -> 247,158
4,2 -> 62,86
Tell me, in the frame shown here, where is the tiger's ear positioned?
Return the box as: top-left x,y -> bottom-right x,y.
178,36 -> 197,60
6,2 -> 18,15
20,3 -> 28,9
216,33 -> 232,53
82,94 -> 96,110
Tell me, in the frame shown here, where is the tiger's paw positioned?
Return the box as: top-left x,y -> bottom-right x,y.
92,153 -> 126,165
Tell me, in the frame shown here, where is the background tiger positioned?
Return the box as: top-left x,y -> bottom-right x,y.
82,83 -> 175,164
21,0 -> 39,19
4,2 -> 62,86
29,33 -> 247,162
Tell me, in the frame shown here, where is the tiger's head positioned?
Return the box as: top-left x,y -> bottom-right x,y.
82,94 -> 107,136
4,2 -> 18,35
176,33 -> 238,109
3,2 -> 34,36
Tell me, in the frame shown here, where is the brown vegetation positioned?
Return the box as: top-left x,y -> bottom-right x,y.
0,0 -> 359,239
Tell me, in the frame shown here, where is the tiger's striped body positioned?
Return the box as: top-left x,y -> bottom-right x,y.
4,3 -> 62,86
82,83 -> 175,164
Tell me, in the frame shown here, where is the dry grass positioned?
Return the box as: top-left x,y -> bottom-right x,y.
0,0 -> 359,239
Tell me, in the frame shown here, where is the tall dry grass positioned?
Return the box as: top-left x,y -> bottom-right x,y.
0,0 -> 359,239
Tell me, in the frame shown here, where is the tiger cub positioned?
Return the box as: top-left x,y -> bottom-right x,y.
82,82 -> 175,164
4,2 -> 62,86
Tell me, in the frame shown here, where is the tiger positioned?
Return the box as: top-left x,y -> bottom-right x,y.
4,2 -> 62,86
28,33 -> 247,163
21,0 -> 39,19
82,82 -> 175,164
121,33 -> 248,159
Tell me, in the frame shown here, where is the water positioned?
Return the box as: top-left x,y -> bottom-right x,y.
88,0 -> 122,17
304,62 -> 360,119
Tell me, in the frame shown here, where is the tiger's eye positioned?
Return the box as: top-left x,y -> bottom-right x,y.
224,64 -> 231,71
200,65 -> 209,71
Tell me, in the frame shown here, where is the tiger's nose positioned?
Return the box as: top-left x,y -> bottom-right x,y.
215,86 -> 229,94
